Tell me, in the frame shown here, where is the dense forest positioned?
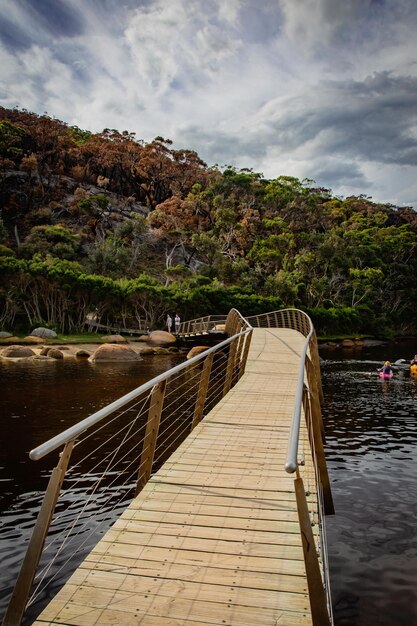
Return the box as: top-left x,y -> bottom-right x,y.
1,107 -> 416,337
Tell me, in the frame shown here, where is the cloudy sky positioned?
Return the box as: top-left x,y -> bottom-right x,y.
1,0 -> 417,207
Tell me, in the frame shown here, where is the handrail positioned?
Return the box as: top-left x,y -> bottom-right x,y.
246,309 -> 315,473
30,313 -> 252,461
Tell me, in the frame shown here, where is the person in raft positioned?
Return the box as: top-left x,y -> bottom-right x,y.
166,314 -> 173,333
410,355 -> 417,366
379,361 -> 393,375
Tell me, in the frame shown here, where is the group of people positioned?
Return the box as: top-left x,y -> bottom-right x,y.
166,314 -> 181,334
379,355 -> 417,376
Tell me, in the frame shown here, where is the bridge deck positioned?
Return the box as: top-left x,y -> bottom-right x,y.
34,328 -> 316,626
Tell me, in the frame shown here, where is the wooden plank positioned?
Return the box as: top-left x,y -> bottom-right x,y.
80,558 -> 308,594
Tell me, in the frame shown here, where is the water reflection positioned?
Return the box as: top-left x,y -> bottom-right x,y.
321,340 -> 417,626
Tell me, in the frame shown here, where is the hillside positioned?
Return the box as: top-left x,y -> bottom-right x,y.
1,107 -> 416,336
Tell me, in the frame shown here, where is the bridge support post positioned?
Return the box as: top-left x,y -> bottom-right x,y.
2,441 -> 74,626
136,381 -> 166,495
192,353 -> 214,430
295,476 -> 332,626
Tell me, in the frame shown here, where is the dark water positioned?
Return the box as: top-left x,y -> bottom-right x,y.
1,343 -> 417,625
321,339 -> 417,626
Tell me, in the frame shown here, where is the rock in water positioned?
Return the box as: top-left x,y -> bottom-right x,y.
187,346 -> 209,359
148,331 -> 176,346
76,350 -> 91,358
89,343 -> 141,362
48,349 -> 64,360
2,345 -> 35,358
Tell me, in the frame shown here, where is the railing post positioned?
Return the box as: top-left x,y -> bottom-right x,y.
3,440 -> 74,626
238,331 -> 252,380
136,381 -> 166,495
294,476 -> 332,626
223,338 -> 238,397
232,332 -> 245,385
192,353 -> 214,430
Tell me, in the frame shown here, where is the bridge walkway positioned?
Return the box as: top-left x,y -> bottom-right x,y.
34,328 -> 317,626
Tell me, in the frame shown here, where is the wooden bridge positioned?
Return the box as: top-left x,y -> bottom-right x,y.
3,310 -> 334,626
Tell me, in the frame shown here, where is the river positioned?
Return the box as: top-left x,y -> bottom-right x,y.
1,342 -> 417,624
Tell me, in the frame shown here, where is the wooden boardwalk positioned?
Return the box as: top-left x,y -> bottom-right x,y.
34,328 -> 319,626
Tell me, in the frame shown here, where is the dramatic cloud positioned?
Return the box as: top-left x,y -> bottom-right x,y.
1,0 -> 417,206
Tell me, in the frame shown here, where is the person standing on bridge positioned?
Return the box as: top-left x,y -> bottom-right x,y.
175,313 -> 181,334
166,314 -> 173,333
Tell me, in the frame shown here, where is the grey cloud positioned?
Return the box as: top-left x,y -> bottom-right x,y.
264,72 -> 417,166
305,159 -> 368,188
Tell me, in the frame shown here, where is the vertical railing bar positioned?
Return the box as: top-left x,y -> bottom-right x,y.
2,441 -> 75,626
136,380 -> 166,495
191,353 -> 214,430
223,339 -> 238,397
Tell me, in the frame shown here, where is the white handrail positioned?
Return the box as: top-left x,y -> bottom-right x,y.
246,308 -> 315,473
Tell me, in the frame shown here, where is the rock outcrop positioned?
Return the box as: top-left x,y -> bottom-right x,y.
22,336 -> 44,344
89,343 -> 141,362
101,334 -> 128,343
31,327 -> 57,338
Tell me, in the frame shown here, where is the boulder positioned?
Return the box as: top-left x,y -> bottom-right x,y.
2,345 -> 35,358
56,345 -> 70,350
31,327 -> 57,338
137,334 -> 151,342
341,339 -> 355,347
153,347 -> 171,355
0,336 -> 20,344
148,331 -> 176,347
140,346 -> 156,356
187,346 -> 209,359
76,350 -> 91,358
100,334 -> 128,343
48,349 -> 64,359
0,331 -> 13,338
89,343 -> 141,362
40,346 -> 52,356
22,336 -> 44,344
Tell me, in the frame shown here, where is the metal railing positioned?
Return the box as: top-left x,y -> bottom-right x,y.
176,314 -> 227,335
2,309 -> 252,626
247,308 -> 334,625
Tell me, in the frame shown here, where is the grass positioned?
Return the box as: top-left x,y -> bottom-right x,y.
0,332 -> 144,345
317,334 -> 372,342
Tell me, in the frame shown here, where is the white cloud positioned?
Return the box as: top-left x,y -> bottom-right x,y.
0,0 -> 417,206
